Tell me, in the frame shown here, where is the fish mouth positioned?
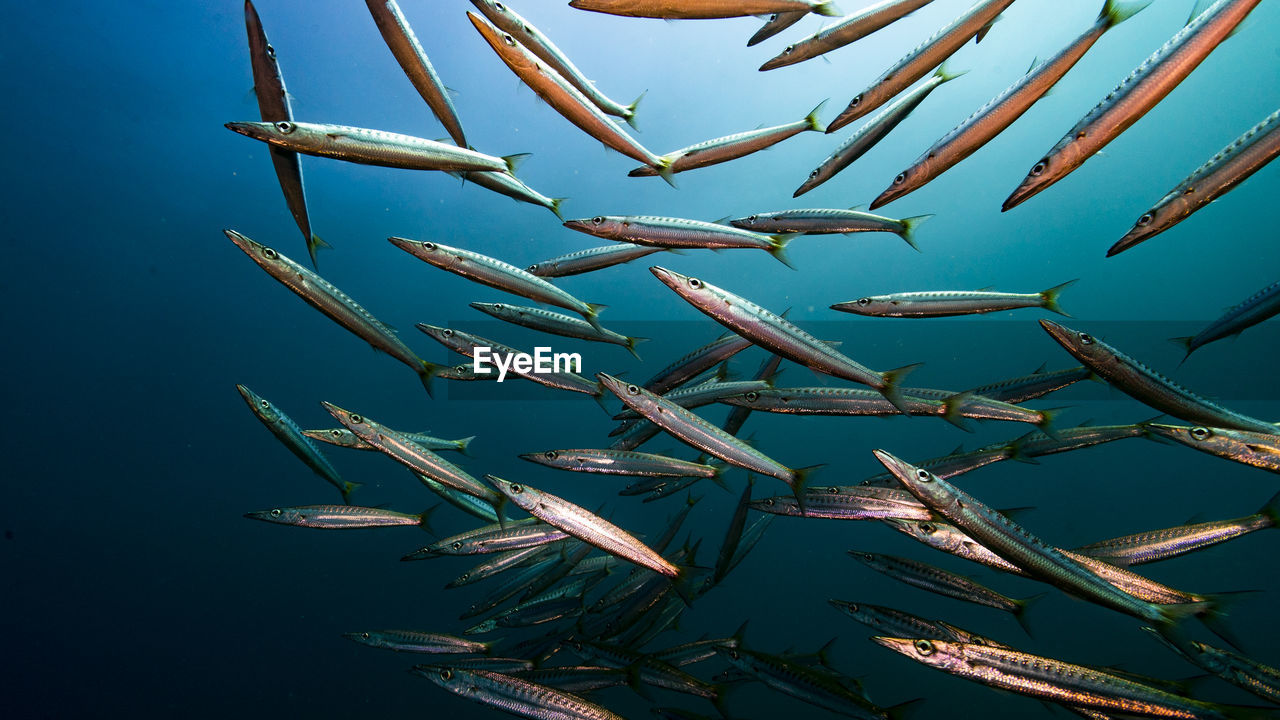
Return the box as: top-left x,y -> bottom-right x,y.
1002,178 -> 1043,212
224,121 -> 257,138
1141,423 -> 1186,441
465,10 -> 502,44
870,449 -> 916,485
829,300 -> 865,314
868,186 -> 900,211
234,383 -> 257,404
1037,318 -> 1077,349
758,56 -> 786,72
869,636 -> 917,656
561,219 -> 593,233
595,372 -> 630,398
648,265 -> 686,292
223,228 -> 260,254
1106,227 -> 1153,257
319,401 -> 350,422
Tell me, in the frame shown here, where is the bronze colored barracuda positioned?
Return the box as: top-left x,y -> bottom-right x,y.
748,10 -> 806,46
730,207 -> 929,251
761,0 -> 939,70
1145,424 -> 1280,475
242,0 -> 326,267
567,0 -> 841,20
223,230 -> 441,394
365,0 -> 467,147
1004,0 -> 1264,211
628,102 -> 825,177
873,0 -> 1148,209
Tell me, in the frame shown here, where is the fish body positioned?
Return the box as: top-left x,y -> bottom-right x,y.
1003,0 -> 1263,211
826,0 -> 1016,132
723,354 -> 785,436
1039,320 -> 1280,434
412,522 -> 570,558
470,0 -> 640,124
246,504 -> 428,529
235,385 -> 355,502
470,302 -> 641,358
417,472 -> 504,523
487,475 -> 680,577
225,121 -> 510,172
365,0 -> 467,146
1170,280 -> 1280,361
567,0 -> 840,20
243,0 -> 322,266
455,169 -> 565,218
413,666 -> 625,720
565,216 -> 794,267
721,386 -> 1054,430
614,378 -> 773,420
303,427 -> 472,454
521,449 -> 721,479
346,630 -> 489,654
628,102 -> 825,177
1144,424 -> 1280,474
751,485 -> 931,521
830,600 -> 1002,645
761,0 -> 939,70
642,334 -> 754,395
223,230 -> 438,393
800,64 -> 963,195
965,365 -> 1093,404
527,244 -> 666,278
711,643 -> 891,719
832,282 -> 1074,317
849,550 -> 1028,617
729,207 -> 928,250
650,267 -> 919,411
873,0 -> 1147,209
415,323 -> 603,398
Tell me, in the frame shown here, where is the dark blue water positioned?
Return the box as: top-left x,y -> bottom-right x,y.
6,0 -> 1280,717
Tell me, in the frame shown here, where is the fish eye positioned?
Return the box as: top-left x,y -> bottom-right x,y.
440,669 -> 453,681
502,33 -> 516,46
746,215 -> 757,222
857,297 -> 870,306
893,173 -> 906,185
1136,213 -> 1153,227
526,264 -> 537,271
360,632 -> 369,639
458,573 -> 469,581
762,498 -> 775,507
330,430 -> 342,437
850,95 -> 862,107
265,44 -> 276,58
1190,427 -> 1211,441
349,414 -> 364,424
421,241 -> 436,250
826,486 -> 838,494
919,522 -> 936,534
509,483 -> 524,494
809,169 -> 819,178
274,121 -> 294,134
913,639 -> 935,656
783,45 -> 794,55
728,649 -> 740,660
544,451 -> 558,460
744,391 -> 759,402
916,469 -> 932,482
451,541 -> 463,550
862,552 -> 874,561
260,400 -> 270,408
1078,333 -> 1094,346
626,384 -> 640,395
269,508 -> 282,517
688,278 -> 702,289
442,329 -> 454,338
495,1 -> 506,8
263,247 -> 278,259
1031,159 -> 1048,176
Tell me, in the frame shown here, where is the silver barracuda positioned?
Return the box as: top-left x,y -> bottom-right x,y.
565,215 -> 797,268
345,630 -> 490,654
235,385 -> 357,502
321,402 -> 500,505
760,0 -> 939,71
1073,491 -> 1280,565
302,427 -> 472,454
447,544 -> 563,588
415,323 -> 604,399
729,207 -> 929,251
526,244 -> 668,278
223,230 -> 441,394
242,0 -> 325,267
799,64 -> 964,196
245,504 -> 431,530
873,0 -> 1148,209
224,120 -> 516,172
751,485 -> 931,521
628,102 -> 825,177
413,666 -> 626,720
964,364 -> 1093,404
613,377 -> 774,421
1148,631 -> 1280,705
454,168 -> 566,219
470,0 -> 642,126
873,450 -> 1211,626
749,10 -> 806,46
830,600 -> 1007,646
849,550 -> 1033,628
487,474 -> 680,577
641,333 -> 755,395
470,302 -> 644,359
597,372 -> 818,494
649,267 -> 921,412
365,0 -> 467,147
831,281 -> 1074,317
826,0 -> 1017,132
723,354 -> 785,436
467,11 -> 674,183
1144,424 -> 1280,475
567,1 -> 840,20
520,449 -> 723,480
391,238 -> 606,331
409,522 -> 570,559
416,471 -> 503,523
1003,0 -> 1264,211
1113,108 -> 1280,255
1040,320 -> 1280,434
1170,279 -> 1280,362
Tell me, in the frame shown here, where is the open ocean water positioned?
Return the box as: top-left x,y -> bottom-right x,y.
6,0 -> 1280,717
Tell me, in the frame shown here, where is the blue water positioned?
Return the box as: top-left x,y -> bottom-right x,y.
7,0 -> 1280,717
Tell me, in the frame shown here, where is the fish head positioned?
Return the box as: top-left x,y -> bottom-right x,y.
235,384 -> 281,423
563,215 -> 625,239
525,260 -> 556,276
224,229 -> 292,271
880,517 -> 956,552
466,11 -> 535,72
871,450 -> 955,511
518,450 -> 563,467
648,265 -> 716,304
469,0 -> 520,28
304,427 -> 356,447
412,665 -> 471,693
846,549 -> 887,571
244,507 -> 305,525
871,637 -> 967,671
388,236 -> 459,270
484,474 -> 537,510
224,120 -> 282,143
748,495 -> 799,516
320,401 -> 376,440
468,302 -> 511,321
793,164 -> 829,197
1003,141 -> 1082,211
874,163 -> 928,208
342,631 -> 382,647
415,322 -> 468,353
1110,195 -> 1185,256
1037,320 -> 1111,368
830,296 -> 894,316
596,372 -> 652,406
759,44 -> 798,72
728,213 -> 767,230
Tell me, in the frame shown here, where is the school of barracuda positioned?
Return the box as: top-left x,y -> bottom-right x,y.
228,1 -> 1280,718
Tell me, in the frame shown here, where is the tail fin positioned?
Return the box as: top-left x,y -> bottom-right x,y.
1040,279 -> 1077,316
624,91 -> 645,131
653,156 -> 678,188
940,392 -> 975,431
1169,335 -> 1196,366
897,215 -> 931,252
879,363 -> 923,415
804,99 -> 828,132
1036,407 -> 1067,439
502,153 -> 532,173
935,61 -> 969,84
341,481 -> 362,505
624,336 -> 648,361
1013,592 -> 1045,637
1101,0 -> 1152,29
791,465 -> 823,512
454,435 -> 477,457
767,234 -> 799,269
547,197 -> 567,220
418,504 -> 440,534
306,234 -> 332,270
1258,490 -> 1280,527
419,361 -> 442,398
584,303 -> 607,333
814,1 -> 841,17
